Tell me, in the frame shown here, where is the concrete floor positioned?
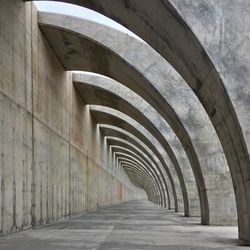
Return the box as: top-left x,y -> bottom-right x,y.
0,200 -> 249,250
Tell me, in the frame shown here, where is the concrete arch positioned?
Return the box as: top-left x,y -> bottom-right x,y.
116,155 -> 159,190
108,137 -> 175,208
36,15 -> 206,223
112,147 -> 168,208
123,170 -> 156,203
108,137 -> 173,208
91,107 -> 200,216
74,76 -> 207,218
102,126 -> 172,208
35,13 -> 209,224
122,170 -> 154,202
74,73 -> 236,225
29,3 -> 249,240
116,155 -> 163,205
116,153 -> 159,189
121,161 -> 159,204
74,81 -> 182,212
120,163 -> 160,205
113,148 -> 169,208
35,13 -> 237,226
120,164 -> 157,203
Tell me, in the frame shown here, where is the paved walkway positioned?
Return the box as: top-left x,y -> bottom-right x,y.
0,200 -> 248,249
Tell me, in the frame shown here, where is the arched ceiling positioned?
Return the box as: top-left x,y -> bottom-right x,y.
108,138 -> 170,208
111,146 -> 168,209
24,1 -> 250,241
37,14 -> 209,223
102,126 -> 170,208
35,12 -> 237,226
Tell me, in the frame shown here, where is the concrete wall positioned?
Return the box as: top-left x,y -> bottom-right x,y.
0,0 -> 146,235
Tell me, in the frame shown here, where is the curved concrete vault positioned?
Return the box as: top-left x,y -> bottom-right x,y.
106,130 -> 170,208
73,72 -> 237,225
111,142 -> 169,208
108,137 -> 172,208
35,12 -> 238,227
37,13 -> 208,223
74,77 -> 184,212
102,125 -> 173,208
119,161 -> 158,203
1,0 -> 248,244
91,106 -> 201,216
26,0 -> 250,240
114,151 -> 163,205
121,164 -> 160,204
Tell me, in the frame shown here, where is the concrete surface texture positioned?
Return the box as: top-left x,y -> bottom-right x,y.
0,0 -> 146,237
108,137 -> 171,207
74,73 -> 187,214
38,13 -> 237,226
73,72 -> 237,224
26,0 -> 250,241
74,78 -> 180,211
0,200 -> 246,250
1,0 -> 250,247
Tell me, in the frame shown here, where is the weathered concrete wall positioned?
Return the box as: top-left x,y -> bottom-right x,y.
0,0 -> 146,236
0,0 -> 33,235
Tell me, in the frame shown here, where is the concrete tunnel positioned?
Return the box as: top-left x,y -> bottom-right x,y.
0,0 -> 250,248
